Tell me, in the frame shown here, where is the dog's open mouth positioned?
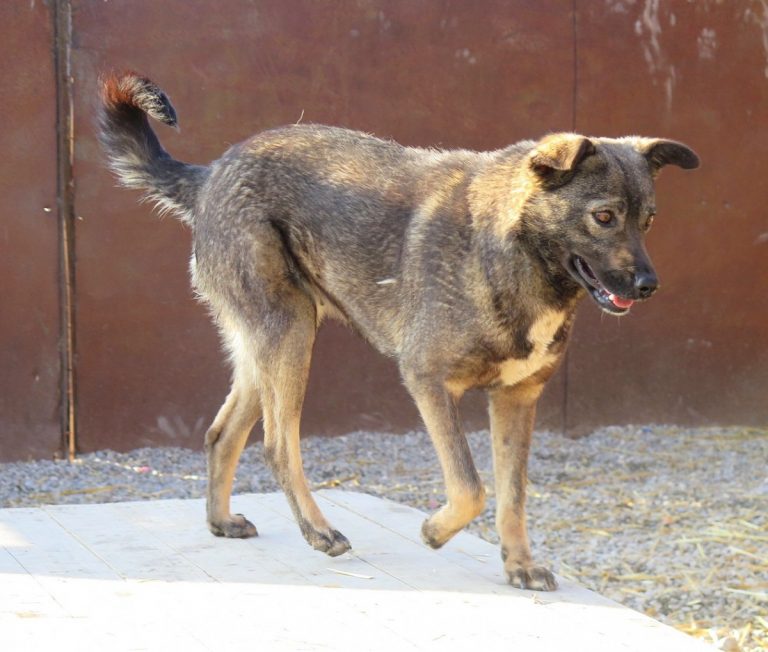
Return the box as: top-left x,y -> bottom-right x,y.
570,256 -> 634,315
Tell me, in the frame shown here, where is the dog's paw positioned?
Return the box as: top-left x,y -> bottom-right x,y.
208,513 -> 258,538
301,524 -> 351,557
421,517 -> 448,549
505,560 -> 558,591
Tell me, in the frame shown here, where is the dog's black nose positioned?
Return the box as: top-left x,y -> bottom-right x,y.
634,270 -> 658,299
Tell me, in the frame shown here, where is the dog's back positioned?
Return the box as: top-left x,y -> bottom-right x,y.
186,122 -> 518,356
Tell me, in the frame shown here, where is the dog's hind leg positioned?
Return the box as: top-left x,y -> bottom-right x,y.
205,346 -> 262,538
261,300 -> 351,557
404,377 -> 486,548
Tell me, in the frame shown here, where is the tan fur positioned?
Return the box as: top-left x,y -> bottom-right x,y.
498,309 -> 564,387
468,152 -> 532,236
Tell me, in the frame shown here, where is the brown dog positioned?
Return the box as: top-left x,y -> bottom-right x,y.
99,72 -> 698,590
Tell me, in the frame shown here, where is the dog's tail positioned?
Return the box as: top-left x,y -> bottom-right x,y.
98,71 -> 208,225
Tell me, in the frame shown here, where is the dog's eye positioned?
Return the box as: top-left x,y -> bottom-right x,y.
593,210 -> 615,226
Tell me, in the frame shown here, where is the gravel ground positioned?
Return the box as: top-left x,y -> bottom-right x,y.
1,425 -> 766,651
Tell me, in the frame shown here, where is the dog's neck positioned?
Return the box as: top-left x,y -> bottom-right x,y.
470,223 -> 581,313
514,224 -> 584,308
466,153 -> 584,315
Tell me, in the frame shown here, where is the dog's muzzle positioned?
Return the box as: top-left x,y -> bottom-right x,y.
569,256 -> 657,315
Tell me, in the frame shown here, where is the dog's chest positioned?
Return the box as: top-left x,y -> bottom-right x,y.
497,310 -> 565,386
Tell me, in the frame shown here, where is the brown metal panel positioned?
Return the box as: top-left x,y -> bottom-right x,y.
567,1 -> 768,433
70,0 -> 574,451
0,3 -> 61,460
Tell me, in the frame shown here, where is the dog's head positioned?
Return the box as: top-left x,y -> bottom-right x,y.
519,133 -> 699,315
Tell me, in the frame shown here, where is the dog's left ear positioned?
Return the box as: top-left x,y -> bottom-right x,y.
636,139 -> 700,173
530,133 -> 596,175
529,134 -> 596,188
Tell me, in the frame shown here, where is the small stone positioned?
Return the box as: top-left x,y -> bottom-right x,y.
720,637 -> 740,652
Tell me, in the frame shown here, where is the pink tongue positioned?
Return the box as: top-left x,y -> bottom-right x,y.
608,293 -> 634,309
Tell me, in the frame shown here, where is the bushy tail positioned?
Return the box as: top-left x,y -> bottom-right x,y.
98,71 -> 208,224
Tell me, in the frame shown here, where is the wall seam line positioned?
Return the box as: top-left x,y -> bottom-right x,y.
564,0 -> 579,437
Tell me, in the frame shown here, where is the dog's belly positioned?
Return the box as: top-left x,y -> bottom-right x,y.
497,309 -> 565,387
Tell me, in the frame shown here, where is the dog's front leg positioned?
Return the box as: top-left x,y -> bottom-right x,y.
489,382 -> 557,591
405,376 -> 486,548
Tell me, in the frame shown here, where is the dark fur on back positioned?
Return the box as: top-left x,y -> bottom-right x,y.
99,72 -> 699,589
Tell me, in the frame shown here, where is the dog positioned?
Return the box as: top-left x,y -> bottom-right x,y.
99,72 -> 698,590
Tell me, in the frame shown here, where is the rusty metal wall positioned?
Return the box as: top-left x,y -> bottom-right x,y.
0,3 -> 62,461
1,1 -> 766,460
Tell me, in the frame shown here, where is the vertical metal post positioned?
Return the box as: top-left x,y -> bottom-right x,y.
53,0 -> 77,460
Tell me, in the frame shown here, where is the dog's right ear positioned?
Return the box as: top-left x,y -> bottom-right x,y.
635,138 -> 700,174
529,133 -> 596,185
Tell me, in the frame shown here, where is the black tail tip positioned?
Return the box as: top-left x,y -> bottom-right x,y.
156,90 -> 178,128
100,70 -> 179,128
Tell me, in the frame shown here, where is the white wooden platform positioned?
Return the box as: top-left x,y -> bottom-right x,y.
0,491 -> 713,651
